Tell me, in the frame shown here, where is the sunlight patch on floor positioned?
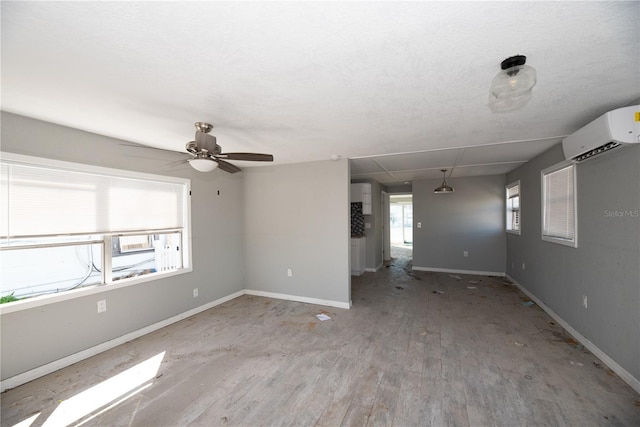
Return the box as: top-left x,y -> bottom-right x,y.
11,412 -> 40,427
37,351 -> 165,427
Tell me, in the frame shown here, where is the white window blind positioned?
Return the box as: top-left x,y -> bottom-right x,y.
1,160 -> 186,238
542,164 -> 576,246
507,184 -> 519,199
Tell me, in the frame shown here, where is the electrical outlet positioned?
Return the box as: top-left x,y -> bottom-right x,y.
582,295 -> 588,309
511,261 -> 514,269
522,262 -> 526,270
463,251 -> 468,258
417,222 -> 422,228
287,268 -> 293,277
193,288 -> 199,298
97,300 -> 107,313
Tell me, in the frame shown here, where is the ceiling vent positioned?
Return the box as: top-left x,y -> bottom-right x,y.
563,105 -> 639,163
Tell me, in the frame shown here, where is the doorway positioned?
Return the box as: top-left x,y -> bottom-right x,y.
389,194 -> 413,259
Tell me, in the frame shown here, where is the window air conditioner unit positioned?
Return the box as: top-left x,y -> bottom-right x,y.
562,105 -> 639,163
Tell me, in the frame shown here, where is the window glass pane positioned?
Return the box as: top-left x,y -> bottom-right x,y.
1,242 -> 103,300
0,164 -> 8,237
0,154 -> 191,305
506,182 -> 520,233
511,195 -> 519,209
390,205 -> 403,244
112,232 -> 182,281
113,235 -> 153,255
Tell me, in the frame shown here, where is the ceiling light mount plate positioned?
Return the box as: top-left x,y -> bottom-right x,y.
194,122 -> 213,134
501,55 -> 527,75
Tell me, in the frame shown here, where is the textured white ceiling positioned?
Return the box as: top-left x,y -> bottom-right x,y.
2,2 -> 638,183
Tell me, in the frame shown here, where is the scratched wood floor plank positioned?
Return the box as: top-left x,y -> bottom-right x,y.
2,253 -> 639,427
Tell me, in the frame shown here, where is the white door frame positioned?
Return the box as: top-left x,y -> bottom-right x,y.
382,191 -> 391,261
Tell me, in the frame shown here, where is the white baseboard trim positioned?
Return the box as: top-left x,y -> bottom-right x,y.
0,290 -> 245,393
1,288 -> 351,391
244,289 -> 351,310
412,266 -> 505,277
506,274 -> 640,395
365,260 -> 384,273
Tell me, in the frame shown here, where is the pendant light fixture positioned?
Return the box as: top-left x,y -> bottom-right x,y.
490,55 -> 536,99
434,169 -> 454,193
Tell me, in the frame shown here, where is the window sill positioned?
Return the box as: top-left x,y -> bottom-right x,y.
506,230 -> 521,235
542,235 -> 577,248
0,267 -> 192,315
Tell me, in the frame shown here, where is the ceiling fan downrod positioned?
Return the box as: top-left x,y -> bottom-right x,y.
194,122 -> 213,134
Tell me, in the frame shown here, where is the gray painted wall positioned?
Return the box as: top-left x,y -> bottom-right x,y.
506,143 -> 640,381
1,112 -> 246,380
412,175 -> 506,274
244,160 -> 351,305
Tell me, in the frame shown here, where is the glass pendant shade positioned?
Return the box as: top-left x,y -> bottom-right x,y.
188,158 -> 218,172
490,55 -> 536,99
434,169 -> 455,193
434,182 -> 455,193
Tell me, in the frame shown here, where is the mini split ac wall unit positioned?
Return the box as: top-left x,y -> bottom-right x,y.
562,105 -> 640,163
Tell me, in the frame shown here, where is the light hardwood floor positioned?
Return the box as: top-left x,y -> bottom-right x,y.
2,254 -> 639,426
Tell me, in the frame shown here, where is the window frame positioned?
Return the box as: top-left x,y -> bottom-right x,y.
506,180 -> 521,235
0,152 -> 192,314
541,161 -> 578,248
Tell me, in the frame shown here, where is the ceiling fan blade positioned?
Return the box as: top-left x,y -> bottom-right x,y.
195,131 -> 217,152
214,158 -> 242,174
162,158 -> 191,168
220,153 -> 274,162
121,142 -> 181,154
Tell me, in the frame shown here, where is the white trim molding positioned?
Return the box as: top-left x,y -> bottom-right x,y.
244,289 -> 351,310
507,274 -> 640,395
0,290 -> 244,392
413,266 -> 505,277
365,260 -> 384,273
0,288 -> 351,392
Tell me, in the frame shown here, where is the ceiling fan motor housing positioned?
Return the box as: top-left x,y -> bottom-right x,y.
186,141 -> 198,153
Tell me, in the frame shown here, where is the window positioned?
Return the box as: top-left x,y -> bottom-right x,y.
506,181 -> 520,234
541,163 -> 577,247
0,153 -> 191,305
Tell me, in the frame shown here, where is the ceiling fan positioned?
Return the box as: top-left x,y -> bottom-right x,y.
183,122 -> 274,173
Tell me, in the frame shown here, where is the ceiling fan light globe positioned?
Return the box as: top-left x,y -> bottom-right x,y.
188,158 -> 218,172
